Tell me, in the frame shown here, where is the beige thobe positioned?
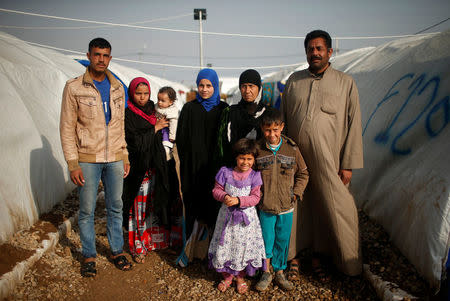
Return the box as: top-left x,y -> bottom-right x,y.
281,65 -> 363,276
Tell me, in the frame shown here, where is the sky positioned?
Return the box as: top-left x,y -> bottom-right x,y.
0,0 -> 449,87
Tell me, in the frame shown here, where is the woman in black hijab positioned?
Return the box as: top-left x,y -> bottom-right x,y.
217,69 -> 268,167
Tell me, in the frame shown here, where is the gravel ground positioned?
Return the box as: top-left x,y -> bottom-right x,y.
1,187 -> 441,301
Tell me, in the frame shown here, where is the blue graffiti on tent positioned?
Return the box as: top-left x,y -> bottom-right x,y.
363,73 -> 449,155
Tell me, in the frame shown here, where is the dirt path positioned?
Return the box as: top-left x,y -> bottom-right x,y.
2,187 -> 437,300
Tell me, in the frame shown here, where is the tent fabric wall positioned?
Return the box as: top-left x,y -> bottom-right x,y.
0,32 -> 188,243
0,33 -> 80,242
349,31 -> 450,290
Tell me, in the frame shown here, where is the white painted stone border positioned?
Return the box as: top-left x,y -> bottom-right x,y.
0,191 -> 107,299
363,264 -> 418,300
0,213 -> 78,299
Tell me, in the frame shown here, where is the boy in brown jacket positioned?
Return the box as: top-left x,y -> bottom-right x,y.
254,107 -> 309,291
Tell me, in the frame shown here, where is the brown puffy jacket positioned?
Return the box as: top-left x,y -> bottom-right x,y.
255,135 -> 309,214
60,68 -> 128,171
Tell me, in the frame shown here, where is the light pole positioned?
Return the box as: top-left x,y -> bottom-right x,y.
194,9 -> 207,69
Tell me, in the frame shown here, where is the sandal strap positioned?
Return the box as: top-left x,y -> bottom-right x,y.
237,281 -> 248,294
81,261 -> 97,277
218,279 -> 232,292
134,254 -> 145,262
113,255 -> 132,270
313,265 -> 331,282
114,255 -> 127,264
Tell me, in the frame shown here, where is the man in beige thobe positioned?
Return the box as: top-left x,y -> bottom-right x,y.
281,30 -> 363,278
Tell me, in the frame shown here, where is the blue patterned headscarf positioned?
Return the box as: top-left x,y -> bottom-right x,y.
196,68 -> 220,112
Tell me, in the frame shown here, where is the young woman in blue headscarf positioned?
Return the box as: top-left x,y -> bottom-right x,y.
176,69 -> 228,263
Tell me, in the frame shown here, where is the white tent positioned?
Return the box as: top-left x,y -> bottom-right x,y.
226,47 -> 376,106
220,77 -> 239,96
350,31 -> 450,291
0,32 -> 188,243
230,31 -> 450,290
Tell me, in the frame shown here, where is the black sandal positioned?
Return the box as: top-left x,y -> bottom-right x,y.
133,254 -> 145,264
112,255 -> 133,271
288,262 -> 300,281
313,265 -> 331,283
81,261 -> 97,277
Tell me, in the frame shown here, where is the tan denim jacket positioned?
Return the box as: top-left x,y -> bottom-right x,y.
60,68 -> 129,171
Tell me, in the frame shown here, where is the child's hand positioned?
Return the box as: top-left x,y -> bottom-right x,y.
224,195 -> 239,207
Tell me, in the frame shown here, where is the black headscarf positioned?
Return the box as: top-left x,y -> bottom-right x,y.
228,69 -> 266,145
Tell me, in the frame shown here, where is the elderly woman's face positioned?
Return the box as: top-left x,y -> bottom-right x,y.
198,79 -> 214,99
240,83 -> 259,102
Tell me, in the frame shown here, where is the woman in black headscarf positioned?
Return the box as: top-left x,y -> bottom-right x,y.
217,69 -> 268,167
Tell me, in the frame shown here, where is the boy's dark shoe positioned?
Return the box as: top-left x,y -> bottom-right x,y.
275,272 -> 294,291
255,272 -> 273,291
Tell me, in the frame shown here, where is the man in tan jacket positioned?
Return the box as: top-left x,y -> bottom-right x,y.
281,30 -> 363,281
60,38 -> 131,277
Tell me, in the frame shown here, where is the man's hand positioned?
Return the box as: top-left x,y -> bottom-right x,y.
70,168 -> 85,186
124,163 -> 130,178
338,169 -> 352,185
